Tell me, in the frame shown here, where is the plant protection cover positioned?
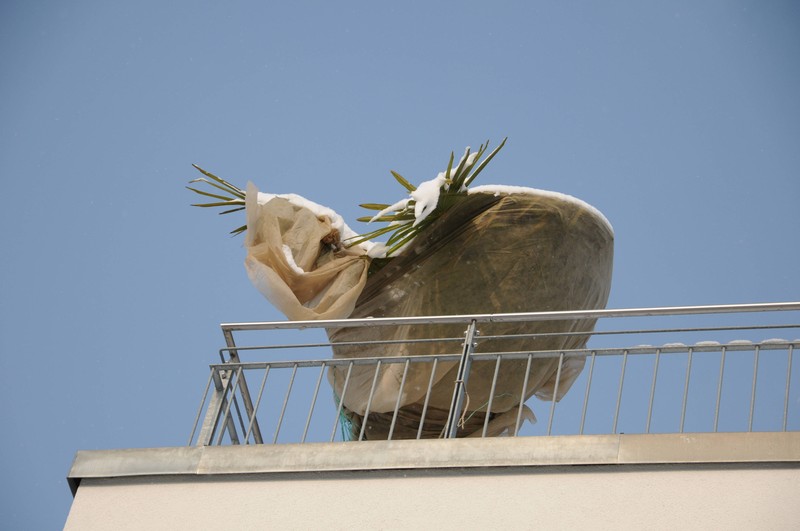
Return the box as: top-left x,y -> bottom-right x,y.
242,183 -> 613,439
190,141 -> 613,438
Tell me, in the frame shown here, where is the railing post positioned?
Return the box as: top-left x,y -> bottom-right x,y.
444,319 -> 478,438
223,329 -> 264,444
196,368 -> 240,446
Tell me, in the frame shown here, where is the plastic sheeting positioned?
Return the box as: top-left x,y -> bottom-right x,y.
244,183 -> 370,321
244,185 -> 614,439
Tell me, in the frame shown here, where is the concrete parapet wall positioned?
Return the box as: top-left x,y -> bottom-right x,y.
65,433 -> 800,530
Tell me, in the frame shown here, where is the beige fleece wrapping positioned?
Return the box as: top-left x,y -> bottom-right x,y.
243,182 -> 370,321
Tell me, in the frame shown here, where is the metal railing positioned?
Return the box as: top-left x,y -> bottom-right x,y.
189,302 -> 800,446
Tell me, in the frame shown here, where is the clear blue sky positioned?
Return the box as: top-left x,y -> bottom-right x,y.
1,1 -> 798,528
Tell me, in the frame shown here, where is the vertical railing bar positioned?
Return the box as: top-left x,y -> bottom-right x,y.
679,347 -> 693,434
713,346 -> 727,432
783,345 -> 794,432
228,371 -> 252,442
546,352 -> 565,436
514,354 -> 533,436
222,330 -> 262,444
244,366 -> 270,444
612,349 -> 628,434
228,380 -> 248,439
579,351 -> 596,435
444,320 -> 478,439
302,362 -> 326,443
358,360 -> 383,441
645,348 -> 661,434
272,364 -> 298,444
481,356 -> 503,438
221,374 -> 242,446
216,367 -> 243,446
189,369 -> 215,446
197,369 -> 227,446
748,345 -> 760,432
330,361 -> 354,442
388,359 -> 411,441
416,358 -> 439,440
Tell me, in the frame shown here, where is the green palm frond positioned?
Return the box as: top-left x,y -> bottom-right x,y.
190,164 -> 245,199
187,165 -> 247,235
390,171 -> 417,192
359,203 -> 392,211
344,138 -> 507,257
188,137 -> 507,247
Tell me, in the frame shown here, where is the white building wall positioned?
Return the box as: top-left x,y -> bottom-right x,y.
65,433 -> 800,530
66,465 -> 800,530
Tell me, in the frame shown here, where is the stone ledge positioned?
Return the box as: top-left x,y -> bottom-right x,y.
68,431 -> 800,494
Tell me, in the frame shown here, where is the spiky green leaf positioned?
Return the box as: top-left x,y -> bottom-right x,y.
358,203 -> 392,211
191,200 -> 245,208
390,170 -> 416,192
191,165 -> 246,198
186,186 -> 235,202
450,146 -> 471,185
218,206 -> 246,215
385,222 -> 416,246
443,151 -> 455,184
385,229 -> 420,256
189,177 -> 245,200
356,213 -> 415,223
464,137 -> 507,187
230,224 -> 247,236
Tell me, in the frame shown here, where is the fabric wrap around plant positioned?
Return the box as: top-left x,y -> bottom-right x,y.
244,183 -> 371,321
244,184 -> 614,439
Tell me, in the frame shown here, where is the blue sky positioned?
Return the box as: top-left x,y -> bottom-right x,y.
1,1 -> 799,528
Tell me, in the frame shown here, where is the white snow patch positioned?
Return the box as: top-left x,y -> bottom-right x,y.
281,244 -> 305,274
410,172 -> 447,226
250,172 -> 614,260
366,242 -> 387,259
255,189 -> 377,255
469,185 -> 614,235
762,338 -> 788,344
729,340 -> 754,345
369,197 -> 410,223
663,342 -> 687,348
453,149 -> 480,191
695,341 -> 721,346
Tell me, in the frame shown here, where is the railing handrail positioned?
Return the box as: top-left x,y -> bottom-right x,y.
220,301 -> 800,332
206,339 -> 800,371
